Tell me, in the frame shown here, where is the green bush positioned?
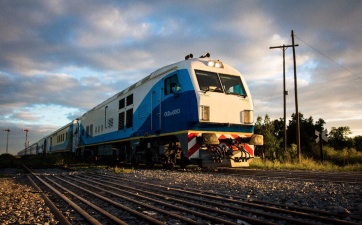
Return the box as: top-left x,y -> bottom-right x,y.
312,145 -> 362,166
20,154 -> 67,167
0,154 -> 21,168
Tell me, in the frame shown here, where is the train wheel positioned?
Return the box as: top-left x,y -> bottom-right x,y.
131,155 -> 139,168
162,163 -> 174,169
145,148 -> 156,168
145,161 -> 155,168
177,154 -> 191,169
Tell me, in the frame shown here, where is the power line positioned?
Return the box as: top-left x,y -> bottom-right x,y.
258,36 -> 361,103
295,35 -> 361,80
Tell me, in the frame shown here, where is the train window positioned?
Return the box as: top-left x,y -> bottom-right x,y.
105,106 -> 108,129
126,94 -> 133,106
164,74 -> 181,95
118,112 -> 125,130
86,126 -> 89,138
195,70 -> 223,92
219,74 -> 247,97
90,124 -> 93,137
126,109 -> 133,128
119,98 -> 125,109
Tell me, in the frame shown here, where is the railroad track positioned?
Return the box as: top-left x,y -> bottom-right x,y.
214,168 -> 362,184
23,166 -> 361,225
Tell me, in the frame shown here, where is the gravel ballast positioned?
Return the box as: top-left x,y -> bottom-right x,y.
1,168 -> 361,224
121,169 -> 362,219
0,178 -> 56,224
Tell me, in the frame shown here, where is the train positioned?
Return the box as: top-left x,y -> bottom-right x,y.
18,53 -> 263,168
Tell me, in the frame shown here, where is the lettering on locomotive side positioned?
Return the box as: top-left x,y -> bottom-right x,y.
164,109 -> 181,117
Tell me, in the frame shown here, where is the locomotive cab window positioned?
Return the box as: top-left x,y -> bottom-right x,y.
126,94 -> 133,106
164,74 -> 181,95
219,74 -> 247,97
118,112 -> 125,130
126,109 -> 133,128
119,98 -> 125,109
195,70 -> 223,92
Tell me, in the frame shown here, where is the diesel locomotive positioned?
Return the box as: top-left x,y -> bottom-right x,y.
18,53 -> 263,168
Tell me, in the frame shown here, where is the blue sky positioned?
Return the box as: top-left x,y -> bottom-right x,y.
1,0 -> 361,155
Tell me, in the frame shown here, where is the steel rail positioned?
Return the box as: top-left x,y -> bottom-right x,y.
96,173 -> 360,225
22,165 -> 102,225
73,174 -> 275,225
35,175 -> 102,225
180,186 -> 338,217
42,176 -> 128,225
26,175 -> 71,225
90,174 -> 318,225
216,169 -> 362,184
52,175 -> 196,225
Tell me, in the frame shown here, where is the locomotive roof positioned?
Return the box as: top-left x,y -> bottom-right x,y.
82,56 -> 235,116
86,61 -> 180,113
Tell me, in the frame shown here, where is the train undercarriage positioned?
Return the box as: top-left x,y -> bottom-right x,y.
76,133 -> 262,168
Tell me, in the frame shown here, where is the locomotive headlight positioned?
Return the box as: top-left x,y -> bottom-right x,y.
207,61 -> 215,67
201,105 -> 210,121
243,110 -> 253,124
214,61 -> 222,68
207,60 -> 224,68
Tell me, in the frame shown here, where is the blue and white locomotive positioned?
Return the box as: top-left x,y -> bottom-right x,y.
19,53 -> 263,167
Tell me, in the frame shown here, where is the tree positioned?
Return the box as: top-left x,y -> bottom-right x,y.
328,126 -> 353,150
273,118 -> 284,141
287,113 -> 325,155
354,136 -> 362,152
254,114 -> 282,159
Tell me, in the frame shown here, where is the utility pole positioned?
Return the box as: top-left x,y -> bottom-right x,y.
291,30 -> 301,163
269,44 -> 298,155
22,129 -> 29,149
3,128 -> 10,154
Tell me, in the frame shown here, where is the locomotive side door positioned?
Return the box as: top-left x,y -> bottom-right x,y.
151,88 -> 162,132
71,119 -> 79,153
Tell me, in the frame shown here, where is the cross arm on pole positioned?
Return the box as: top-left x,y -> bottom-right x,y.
269,44 -> 298,50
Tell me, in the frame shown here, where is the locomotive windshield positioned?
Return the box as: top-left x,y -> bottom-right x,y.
195,70 -> 223,92
219,74 -> 246,96
195,70 -> 247,96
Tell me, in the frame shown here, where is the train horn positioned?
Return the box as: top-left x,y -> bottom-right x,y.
185,54 -> 193,60
200,52 -> 210,58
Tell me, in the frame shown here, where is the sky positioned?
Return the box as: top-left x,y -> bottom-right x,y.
1,0 -> 361,155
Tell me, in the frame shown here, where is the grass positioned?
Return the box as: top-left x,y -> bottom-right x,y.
250,157 -> 362,171
250,145 -> 362,172
112,166 -> 135,173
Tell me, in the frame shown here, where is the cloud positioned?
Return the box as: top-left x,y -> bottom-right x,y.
1,0 -> 362,155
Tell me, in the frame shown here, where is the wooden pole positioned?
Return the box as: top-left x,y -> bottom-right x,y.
269,43 -> 298,155
291,30 -> 301,163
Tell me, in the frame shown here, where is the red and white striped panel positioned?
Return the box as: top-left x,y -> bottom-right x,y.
187,132 -> 254,158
